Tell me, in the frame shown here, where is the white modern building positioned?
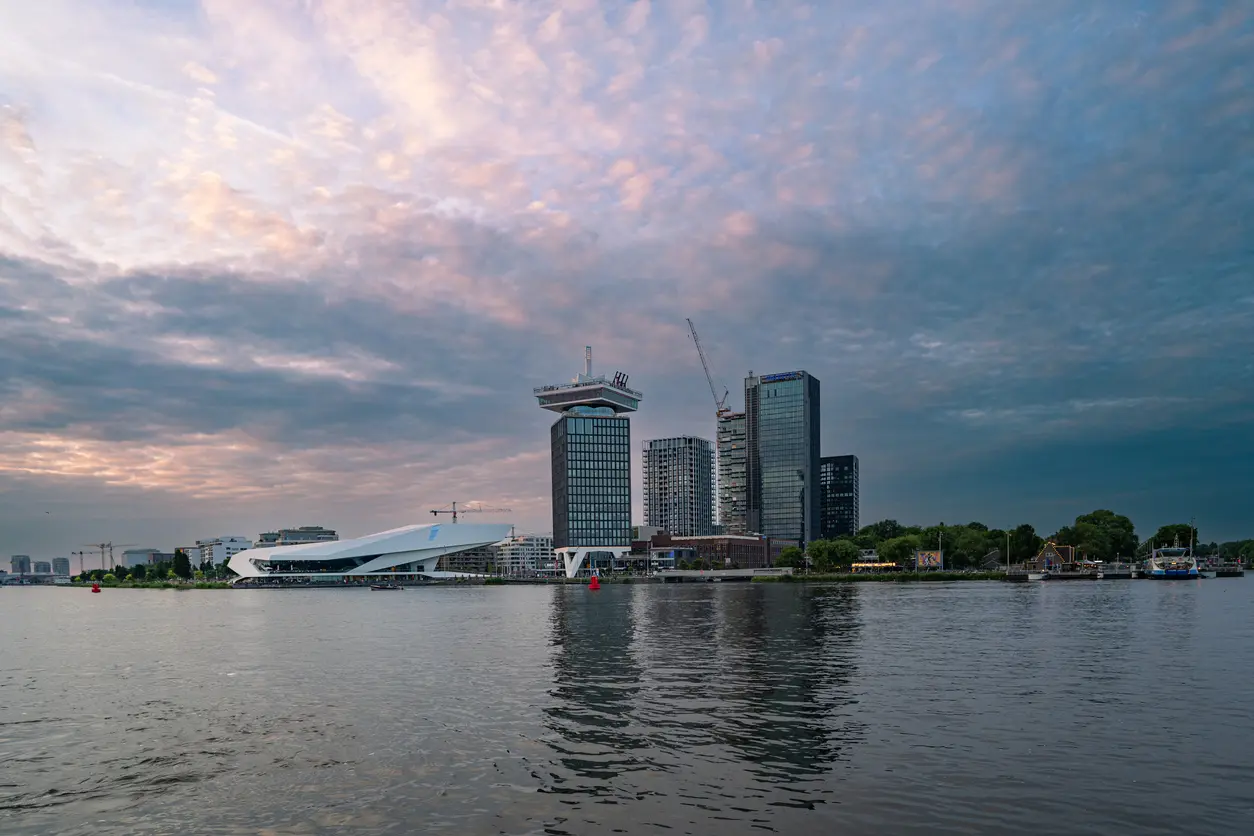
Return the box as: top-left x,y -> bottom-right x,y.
32,560 -> 52,575
493,534 -> 555,576
196,537 -> 252,566
227,523 -> 512,582
52,557 -> 70,576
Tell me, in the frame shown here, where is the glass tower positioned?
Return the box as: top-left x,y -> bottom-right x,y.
642,436 -> 715,536
716,412 -> 747,534
819,454 -> 860,539
552,414 -> 632,548
535,347 -> 641,577
745,371 -> 820,545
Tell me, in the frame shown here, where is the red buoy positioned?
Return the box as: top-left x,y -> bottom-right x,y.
91,582 -> 101,593
588,574 -> 601,590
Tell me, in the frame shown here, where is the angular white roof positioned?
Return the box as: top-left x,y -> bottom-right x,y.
228,522 -> 511,578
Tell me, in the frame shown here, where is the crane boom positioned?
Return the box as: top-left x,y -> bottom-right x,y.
431,501 -> 513,523
686,318 -> 729,415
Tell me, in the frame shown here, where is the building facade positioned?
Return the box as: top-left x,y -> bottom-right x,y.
536,346 -> 641,577
195,537 -> 253,566
122,549 -> 160,567
745,370 -> 821,544
493,534 -> 554,575
10,555 -> 31,575
819,455 -> 860,539
716,412 -> 748,534
253,526 -> 339,549
32,560 -> 52,574
642,436 -> 715,536
52,557 -> 71,576
635,532 -> 795,570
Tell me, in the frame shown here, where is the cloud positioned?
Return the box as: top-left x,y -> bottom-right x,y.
2,0 -> 1254,555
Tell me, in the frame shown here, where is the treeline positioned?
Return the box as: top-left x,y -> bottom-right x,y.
74,549 -> 233,583
776,510 -> 1253,572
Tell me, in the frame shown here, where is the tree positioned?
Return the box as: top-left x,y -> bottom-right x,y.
1010,524 -> 1043,562
776,546 -> 803,568
1148,523 -> 1198,550
172,549 -> 192,579
859,520 -> 906,545
193,570 -> 205,580
102,573 -> 116,583
131,563 -> 147,581
878,536 -> 917,567
167,569 -> 178,580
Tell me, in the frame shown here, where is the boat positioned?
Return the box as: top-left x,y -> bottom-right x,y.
1027,570 -> 1051,581
370,583 -> 403,590
1139,544 -> 1199,579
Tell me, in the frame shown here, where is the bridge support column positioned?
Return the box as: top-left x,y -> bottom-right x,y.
555,547 -> 630,578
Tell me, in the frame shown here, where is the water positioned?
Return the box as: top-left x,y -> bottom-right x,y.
2,580 -> 1252,834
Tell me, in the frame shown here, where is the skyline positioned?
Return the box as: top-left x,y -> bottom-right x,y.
2,1 -> 1253,557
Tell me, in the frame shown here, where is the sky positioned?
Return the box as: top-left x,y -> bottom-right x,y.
1,0 -> 1252,561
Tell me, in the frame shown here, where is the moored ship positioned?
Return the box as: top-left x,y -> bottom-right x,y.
1139,545 -> 1199,579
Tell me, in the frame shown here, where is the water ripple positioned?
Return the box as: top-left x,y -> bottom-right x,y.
1,582 -> 1252,834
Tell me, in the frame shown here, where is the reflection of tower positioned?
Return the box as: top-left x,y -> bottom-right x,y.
534,347 -> 642,577
711,584 -> 863,783
545,585 -> 646,791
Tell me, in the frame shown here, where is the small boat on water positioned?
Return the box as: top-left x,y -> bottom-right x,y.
370,583 -> 403,590
1139,545 -> 1199,579
1027,570 -> 1051,581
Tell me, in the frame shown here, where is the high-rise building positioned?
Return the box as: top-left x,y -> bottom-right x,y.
32,560 -> 52,574
535,346 -> 641,577
745,371 -> 821,545
10,555 -> 31,576
52,557 -> 71,576
642,436 -> 715,536
819,455 -> 860,539
716,412 -> 748,533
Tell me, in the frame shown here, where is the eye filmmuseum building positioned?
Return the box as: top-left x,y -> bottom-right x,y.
535,347 -> 641,577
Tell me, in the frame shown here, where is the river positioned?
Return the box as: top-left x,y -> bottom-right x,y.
2,579 -> 1251,834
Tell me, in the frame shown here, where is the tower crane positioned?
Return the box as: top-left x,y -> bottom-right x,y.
82,542 -> 137,571
686,317 -> 730,417
71,550 -> 88,576
430,501 -> 513,523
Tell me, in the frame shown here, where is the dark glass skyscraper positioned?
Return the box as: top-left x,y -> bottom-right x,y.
535,347 -> 640,577
745,371 -> 820,545
819,455 -> 860,539
551,414 -> 632,548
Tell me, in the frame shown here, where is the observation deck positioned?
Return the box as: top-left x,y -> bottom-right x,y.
534,346 -> 642,414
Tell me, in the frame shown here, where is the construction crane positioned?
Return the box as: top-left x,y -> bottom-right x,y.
686,317 -> 730,417
430,502 -> 513,523
71,550 -> 89,576
82,542 -> 137,572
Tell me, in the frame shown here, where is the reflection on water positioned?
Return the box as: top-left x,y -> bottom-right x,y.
2,581 -> 1253,835
541,583 -> 863,829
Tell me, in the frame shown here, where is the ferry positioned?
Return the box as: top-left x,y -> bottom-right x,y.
1139,545 -> 1199,579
